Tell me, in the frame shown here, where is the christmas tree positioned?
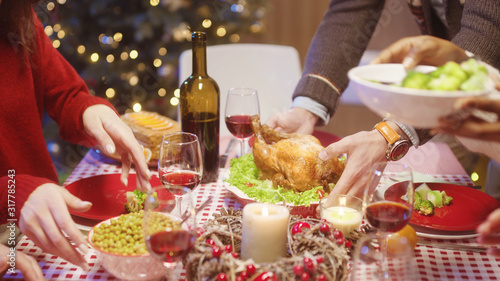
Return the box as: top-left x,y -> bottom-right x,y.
38,0 -> 269,117
38,0 -> 269,181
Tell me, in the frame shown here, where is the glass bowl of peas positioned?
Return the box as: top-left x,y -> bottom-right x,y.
87,211 -> 167,281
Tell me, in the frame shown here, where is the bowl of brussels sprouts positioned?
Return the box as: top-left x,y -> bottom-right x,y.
347,59 -> 494,128
87,212 -> 167,281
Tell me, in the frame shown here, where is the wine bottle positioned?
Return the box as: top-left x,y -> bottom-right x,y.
179,31 -> 220,183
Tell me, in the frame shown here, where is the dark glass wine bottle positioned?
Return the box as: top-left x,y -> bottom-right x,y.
179,31 -> 220,183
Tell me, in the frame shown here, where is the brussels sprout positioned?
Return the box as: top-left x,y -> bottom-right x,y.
440,61 -> 468,82
401,71 -> 431,89
460,73 -> 488,91
460,58 -> 488,76
427,75 -> 462,91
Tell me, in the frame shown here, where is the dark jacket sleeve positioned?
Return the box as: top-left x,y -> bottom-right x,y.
292,0 -> 387,117
451,0 -> 500,70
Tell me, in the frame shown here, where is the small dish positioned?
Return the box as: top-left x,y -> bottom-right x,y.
65,174 -> 164,220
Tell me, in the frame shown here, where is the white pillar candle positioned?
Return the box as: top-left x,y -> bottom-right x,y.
241,203 -> 289,263
321,206 -> 363,235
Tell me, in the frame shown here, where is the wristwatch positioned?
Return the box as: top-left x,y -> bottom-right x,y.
374,121 -> 411,161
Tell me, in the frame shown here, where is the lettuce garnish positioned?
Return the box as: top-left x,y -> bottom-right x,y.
224,153 -> 324,206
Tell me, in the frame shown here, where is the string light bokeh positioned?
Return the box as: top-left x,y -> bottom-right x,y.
39,0 -> 268,118
39,0 -> 269,182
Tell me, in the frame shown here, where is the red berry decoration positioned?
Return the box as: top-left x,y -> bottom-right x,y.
217,273 -> 228,281
254,272 -> 278,281
345,239 -> 352,249
212,246 -> 222,258
316,274 -> 327,281
236,276 -> 245,281
319,223 -> 330,233
224,245 -> 233,253
239,271 -> 249,280
246,264 -> 256,276
293,264 -> 304,276
206,239 -> 216,246
292,221 -> 311,235
301,272 -> 311,281
231,252 -> 239,258
333,230 -> 343,240
303,257 -> 316,272
315,256 -> 324,264
336,238 -> 344,245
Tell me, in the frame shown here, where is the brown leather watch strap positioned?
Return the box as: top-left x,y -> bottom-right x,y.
374,121 -> 400,145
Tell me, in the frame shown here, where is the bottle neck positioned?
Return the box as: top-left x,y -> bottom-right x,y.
191,39 -> 207,76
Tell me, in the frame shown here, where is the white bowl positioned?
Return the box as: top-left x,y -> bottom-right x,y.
87,217 -> 167,281
347,64 -> 493,128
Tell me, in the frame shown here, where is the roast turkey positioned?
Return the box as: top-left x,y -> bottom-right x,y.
250,115 -> 345,192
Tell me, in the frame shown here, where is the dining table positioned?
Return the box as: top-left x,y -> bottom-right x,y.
3,133 -> 500,281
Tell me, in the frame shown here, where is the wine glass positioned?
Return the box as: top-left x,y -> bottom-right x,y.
350,232 -> 416,281
362,162 -> 414,280
158,132 -> 203,213
224,87 -> 260,156
143,187 -> 196,280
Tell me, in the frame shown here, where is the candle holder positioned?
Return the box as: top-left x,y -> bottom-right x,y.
320,194 -> 363,237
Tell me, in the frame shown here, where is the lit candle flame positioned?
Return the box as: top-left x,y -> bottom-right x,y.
340,196 -> 346,206
339,207 -> 344,219
262,206 -> 269,216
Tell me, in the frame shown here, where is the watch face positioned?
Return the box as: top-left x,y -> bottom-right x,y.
390,141 -> 411,161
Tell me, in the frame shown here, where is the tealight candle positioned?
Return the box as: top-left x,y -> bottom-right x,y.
241,203 -> 289,263
320,195 -> 363,236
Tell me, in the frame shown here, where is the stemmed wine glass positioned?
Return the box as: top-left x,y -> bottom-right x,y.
158,132 -> 203,213
361,162 -> 414,280
224,87 -> 260,156
143,187 -> 196,280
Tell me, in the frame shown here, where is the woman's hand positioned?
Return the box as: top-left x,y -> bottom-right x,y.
476,208 -> 500,257
372,35 -> 469,70
266,107 -> 318,134
0,244 -> 44,280
433,98 -> 500,142
0,244 -> 45,281
82,104 -> 151,191
319,130 -> 388,199
19,183 -> 91,271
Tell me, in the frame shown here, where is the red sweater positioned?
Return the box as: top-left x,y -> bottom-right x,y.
0,15 -> 113,223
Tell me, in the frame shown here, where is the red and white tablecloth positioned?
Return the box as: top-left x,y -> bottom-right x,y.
4,142 -> 500,281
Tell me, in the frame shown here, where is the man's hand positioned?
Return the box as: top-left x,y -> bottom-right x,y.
372,35 -> 468,71
266,107 -> 318,134
320,130 -> 388,199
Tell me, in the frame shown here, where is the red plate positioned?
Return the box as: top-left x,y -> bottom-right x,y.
385,182 -> 500,232
65,174 -> 166,220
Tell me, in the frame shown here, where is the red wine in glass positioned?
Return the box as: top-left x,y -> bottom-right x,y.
365,201 -> 412,233
225,115 -> 253,139
146,229 -> 195,264
159,170 -> 201,196
225,88 -> 259,156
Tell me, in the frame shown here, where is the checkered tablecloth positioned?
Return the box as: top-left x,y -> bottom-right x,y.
4,148 -> 500,281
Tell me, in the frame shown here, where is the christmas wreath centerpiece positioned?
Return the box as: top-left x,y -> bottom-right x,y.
185,207 -> 370,281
